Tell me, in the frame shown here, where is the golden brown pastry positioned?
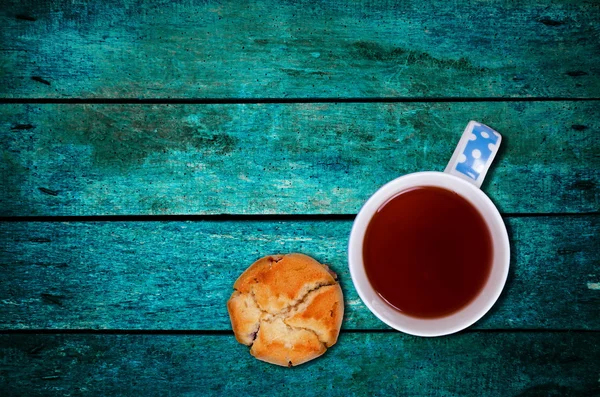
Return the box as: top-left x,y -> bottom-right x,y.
227,253 -> 344,367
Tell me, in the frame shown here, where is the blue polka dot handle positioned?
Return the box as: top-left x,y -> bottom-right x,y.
444,121 -> 502,188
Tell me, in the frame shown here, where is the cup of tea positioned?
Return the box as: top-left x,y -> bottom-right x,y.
348,121 -> 510,337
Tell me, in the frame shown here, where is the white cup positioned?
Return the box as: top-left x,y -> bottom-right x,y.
348,121 -> 510,337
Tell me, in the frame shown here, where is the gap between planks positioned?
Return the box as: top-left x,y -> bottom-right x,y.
0,97 -> 599,105
0,213 -> 598,223
0,329 -> 598,335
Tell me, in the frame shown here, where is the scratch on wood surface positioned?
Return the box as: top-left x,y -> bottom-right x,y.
15,14 -> 36,21
31,76 -> 51,85
277,180 -> 293,189
1,299 -> 21,306
537,17 -> 565,26
571,124 -> 587,131
587,282 -> 600,290
29,238 -> 51,243
28,344 -> 45,355
346,299 -> 362,306
10,123 -> 35,130
40,293 -> 65,306
209,234 -> 235,239
238,173 -> 252,182
38,187 -> 59,196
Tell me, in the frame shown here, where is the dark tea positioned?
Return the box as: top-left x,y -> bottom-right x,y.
363,186 -> 493,319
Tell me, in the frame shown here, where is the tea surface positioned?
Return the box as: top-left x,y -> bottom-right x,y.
363,186 -> 493,319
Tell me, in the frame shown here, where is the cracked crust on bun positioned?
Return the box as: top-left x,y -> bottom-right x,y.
227,253 -> 344,367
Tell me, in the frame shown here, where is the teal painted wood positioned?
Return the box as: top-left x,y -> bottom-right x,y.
1,102 -> 598,216
1,332 -> 598,396
1,217 -> 597,330
1,0 -> 599,98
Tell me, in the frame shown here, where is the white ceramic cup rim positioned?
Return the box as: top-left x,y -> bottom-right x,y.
348,171 -> 510,337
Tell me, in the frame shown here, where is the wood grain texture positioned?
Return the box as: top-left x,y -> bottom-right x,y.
1,0 -> 599,98
1,332 -> 598,396
1,102 -> 598,216
1,217 -> 597,330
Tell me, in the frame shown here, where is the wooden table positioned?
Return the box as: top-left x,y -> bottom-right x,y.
1,1 -> 598,395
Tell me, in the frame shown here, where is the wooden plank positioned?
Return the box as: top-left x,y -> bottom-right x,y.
1,216 -> 597,331
1,332 -> 598,396
1,0 -> 599,99
1,102 -> 598,216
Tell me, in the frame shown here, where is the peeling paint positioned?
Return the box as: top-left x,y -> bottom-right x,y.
346,299 -> 363,306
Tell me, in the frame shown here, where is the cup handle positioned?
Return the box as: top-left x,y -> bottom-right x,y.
444,121 -> 502,188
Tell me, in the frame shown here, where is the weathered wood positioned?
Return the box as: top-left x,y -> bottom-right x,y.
1,0 -> 599,98
1,102 -> 598,216
1,216 -> 597,330
1,332 -> 598,396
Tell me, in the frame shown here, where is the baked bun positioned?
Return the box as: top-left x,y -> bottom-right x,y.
227,253 -> 344,367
